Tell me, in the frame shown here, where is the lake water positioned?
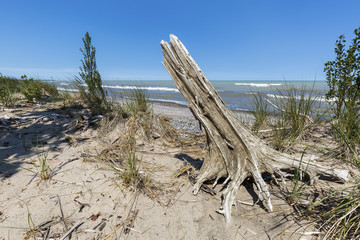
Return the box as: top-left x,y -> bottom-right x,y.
54,80 -> 329,112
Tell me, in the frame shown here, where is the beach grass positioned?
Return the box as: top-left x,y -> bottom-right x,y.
255,83 -> 322,151
286,151 -> 310,205
247,81 -> 360,238
307,125 -> 360,239
251,92 -> 268,133
124,88 -> 151,116
249,84 -> 360,239
36,148 -> 50,180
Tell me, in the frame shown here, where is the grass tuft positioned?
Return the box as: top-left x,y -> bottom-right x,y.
124,88 -> 151,116
36,149 -> 50,180
302,111 -> 360,239
121,152 -> 142,186
264,83 -> 322,151
251,92 -> 268,133
286,152 -> 310,205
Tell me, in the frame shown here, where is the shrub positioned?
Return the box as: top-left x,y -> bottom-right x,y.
0,73 -> 59,105
39,81 -> 59,97
20,75 -> 44,102
324,26 -> 360,146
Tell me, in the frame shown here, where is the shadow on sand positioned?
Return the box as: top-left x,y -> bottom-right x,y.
0,104 -> 86,179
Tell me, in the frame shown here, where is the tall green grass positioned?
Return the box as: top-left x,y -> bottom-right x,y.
275,85 -> 320,139
0,74 -> 18,107
251,92 -> 268,133
302,96 -> 360,239
257,84 -> 322,150
120,152 -> 142,186
308,176 -> 360,239
329,86 -> 360,160
315,186 -> 360,239
36,148 -> 50,180
286,151 -> 310,205
124,88 -> 151,116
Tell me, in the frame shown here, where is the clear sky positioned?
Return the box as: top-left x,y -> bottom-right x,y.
0,0 -> 359,81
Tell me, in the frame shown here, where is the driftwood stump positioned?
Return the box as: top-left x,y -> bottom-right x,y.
160,34 -> 349,222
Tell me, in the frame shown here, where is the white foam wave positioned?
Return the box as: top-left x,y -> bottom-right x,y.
235,83 -> 282,87
103,85 -> 179,92
57,87 -> 78,92
234,108 -> 253,112
149,98 -> 187,105
60,82 -> 70,86
266,94 -> 336,102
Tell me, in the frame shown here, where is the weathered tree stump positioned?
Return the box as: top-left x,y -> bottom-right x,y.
160,34 -> 349,222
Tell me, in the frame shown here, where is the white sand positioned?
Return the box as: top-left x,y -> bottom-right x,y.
0,102 -> 319,239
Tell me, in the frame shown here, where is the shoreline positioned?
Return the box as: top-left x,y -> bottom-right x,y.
55,79 -> 330,115
151,100 -> 256,128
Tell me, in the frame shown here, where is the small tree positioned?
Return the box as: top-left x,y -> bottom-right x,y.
324,27 -> 360,145
325,27 -> 360,114
76,32 -> 109,114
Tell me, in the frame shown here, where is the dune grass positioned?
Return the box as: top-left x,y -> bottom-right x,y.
124,88 -> 151,116
251,92 -> 268,133
308,125 -> 360,239
285,151 -> 310,205
36,148 -> 50,180
250,82 -> 360,238
251,83 -> 322,151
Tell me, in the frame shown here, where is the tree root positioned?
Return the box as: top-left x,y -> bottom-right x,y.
160,34 -> 349,222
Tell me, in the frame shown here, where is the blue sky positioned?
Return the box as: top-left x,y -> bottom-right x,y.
0,0 -> 359,81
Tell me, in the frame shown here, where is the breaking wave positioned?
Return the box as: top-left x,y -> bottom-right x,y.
266,94 -> 336,102
235,83 -> 282,87
57,87 -> 78,92
149,98 -> 187,106
102,85 -> 179,92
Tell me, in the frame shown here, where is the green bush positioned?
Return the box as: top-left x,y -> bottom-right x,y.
0,74 -> 19,91
0,73 -> 59,105
302,26 -> 360,240
21,75 -> 44,102
324,26 -> 360,147
39,81 -> 59,97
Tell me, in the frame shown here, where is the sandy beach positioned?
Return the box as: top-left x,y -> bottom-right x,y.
1,1 -> 360,238
0,100 -> 351,240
